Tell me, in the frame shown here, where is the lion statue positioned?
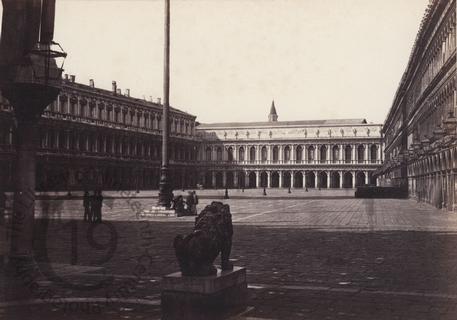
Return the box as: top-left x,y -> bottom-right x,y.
173,201 -> 234,276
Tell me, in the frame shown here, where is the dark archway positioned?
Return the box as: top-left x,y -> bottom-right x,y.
273,146 -> 279,163
305,171 -> 315,188
271,171 -> 279,188
343,172 -> 353,188
248,171 -> 257,188
283,171 -> 291,188
215,171 -> 223,188
226,171 -> 234,188
355,171 -> 366,187
330,172 -> 340,188
318,171 -> 328,188
237,171 -> 245,188
260,171 -> 268,188
294,171 -> 303,188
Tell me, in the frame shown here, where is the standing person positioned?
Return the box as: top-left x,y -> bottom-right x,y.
95,190 -> 103,223
83,190 -> 91,222
90,191 -> 96,223
192,191 -> 199,215
185,191 -> 194,215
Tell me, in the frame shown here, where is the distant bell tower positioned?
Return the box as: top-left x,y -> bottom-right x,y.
268,100 -> 278,122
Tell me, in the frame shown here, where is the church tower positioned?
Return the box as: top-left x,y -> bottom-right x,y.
268,100 -> 278,122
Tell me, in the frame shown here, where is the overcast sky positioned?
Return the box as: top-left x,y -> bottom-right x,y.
0,0 -> 430,124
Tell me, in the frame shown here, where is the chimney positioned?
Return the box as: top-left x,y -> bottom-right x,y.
89,79 -> 94,88
112,81 -> 117,93
125,89 -> 130,97
157,98 -> 161,104
70,75 -> 75,82
64,74 -> 69,81
116,88 -> 122,95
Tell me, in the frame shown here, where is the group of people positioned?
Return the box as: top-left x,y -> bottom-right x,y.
83,190 -> 103,223
172,191 -> 199,217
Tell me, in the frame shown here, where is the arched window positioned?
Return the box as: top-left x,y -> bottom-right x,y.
261,146 -> 268,162
273,146 -> 279,163
357,145 -> 365,163
284,146 -> 290,162
216,147 -> 223,161
249,146 -> 256,163
320,145 -> 327,163
332,145 -> 339,163
296,146 -> 302,163
370,145 -> 377,163
206,147 -> 212,161
308,146 -> 315,162
239,147 -> 245,162
345,145 -> 352,163
227,147 -> 234,162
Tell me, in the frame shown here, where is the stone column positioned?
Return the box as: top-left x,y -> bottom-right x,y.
245,172 -> 250,188
326,145 -> 330,164
291,145 -> 296,164
267,145 -> 272,163
365,144 -> 369,163
279,145 -> 283,163
352,171 -> 356,188
256,171 -> 260,188
291,171 -> 295,188
303,171 -> 307,188
340,171 -> 343,188
267,171 -> 271,188
316,145 -> 320,162
279,171 -> 283,188
365,171 -> 370,185
212,171 -> 216,188
327,171 -> 331,188
340,144 -> 343,162
352,145 -> 356,164
223,171 -> 227,187
315,170 -> 319,188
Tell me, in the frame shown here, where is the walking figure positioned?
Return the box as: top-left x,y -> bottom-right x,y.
83,191 -> 92,222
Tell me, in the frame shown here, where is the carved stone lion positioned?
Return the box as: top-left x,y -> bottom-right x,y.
173,201 -> 234,276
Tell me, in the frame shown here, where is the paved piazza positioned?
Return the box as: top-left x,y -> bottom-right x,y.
2,192 -> 457,319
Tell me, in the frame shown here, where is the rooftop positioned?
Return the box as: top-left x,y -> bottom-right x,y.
198,118 -> 371,129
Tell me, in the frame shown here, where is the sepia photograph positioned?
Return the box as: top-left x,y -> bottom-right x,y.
0,0 -> 456,319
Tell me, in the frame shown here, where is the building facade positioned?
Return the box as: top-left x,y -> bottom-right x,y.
0,76 -> 200,192
376,0 -> 456,211
195,102 -> 383,189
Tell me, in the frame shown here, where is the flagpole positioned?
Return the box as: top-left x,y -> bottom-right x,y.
158,0 -> 172,207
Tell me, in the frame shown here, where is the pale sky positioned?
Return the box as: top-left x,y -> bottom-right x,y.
0,0 -> 430,124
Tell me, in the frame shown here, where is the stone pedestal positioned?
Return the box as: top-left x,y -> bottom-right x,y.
161,266 -> 248,319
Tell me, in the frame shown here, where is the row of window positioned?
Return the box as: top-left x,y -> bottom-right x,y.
47,96 -> 195,136
39,130 -> 198,161
203,144 -> 379,162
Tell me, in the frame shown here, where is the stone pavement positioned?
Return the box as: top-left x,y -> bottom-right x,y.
1,196 -> 457,319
